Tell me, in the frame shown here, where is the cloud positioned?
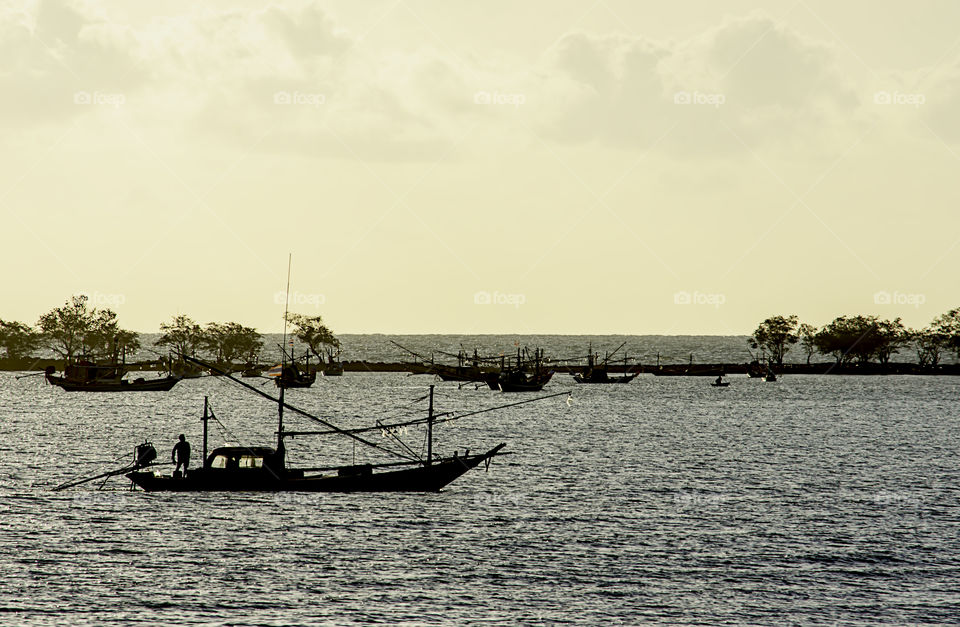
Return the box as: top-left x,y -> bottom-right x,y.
0,4 -> 891,159
536,15 -> 861,154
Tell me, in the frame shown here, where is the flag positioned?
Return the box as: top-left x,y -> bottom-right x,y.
266,364 -> 283,377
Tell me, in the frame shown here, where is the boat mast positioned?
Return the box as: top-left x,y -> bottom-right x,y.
202,395 -> 209,465
278,253 -> 292,453
426,384 -> 434,466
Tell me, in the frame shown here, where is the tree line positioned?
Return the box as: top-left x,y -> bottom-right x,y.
750,310 -> 960,368
0,295 -> 340,366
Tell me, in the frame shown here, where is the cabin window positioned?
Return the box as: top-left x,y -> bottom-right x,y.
210,455 -> 228,469
238,455 -> 262,469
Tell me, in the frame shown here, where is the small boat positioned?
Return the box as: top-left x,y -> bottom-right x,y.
392,342 -> 495,383
711,381 -> 730,387
484,348 -> 554,392
241,363 -> 263,378
568,343 -> 638,384
275,362 -> 316,388
44,360 -> 180,392
318,347 -> 344,376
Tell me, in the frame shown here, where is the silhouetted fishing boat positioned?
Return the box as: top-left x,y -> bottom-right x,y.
484,348 -> 554,392
275,361 -> 316,388
568,342 -> 638,384
317,347 -> 344,376
44,360 -> 180,392
391,341 -> 494,383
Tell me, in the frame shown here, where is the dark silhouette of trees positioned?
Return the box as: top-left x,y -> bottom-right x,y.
931,308 -> 960,360
156,315 -> 204,357
285,313 -> 340,359
201,322 -> 262,365
811,315 -> 906,365
797,323 -> 817,365
749,315 -> 799,366
0,320 -> 41,360
36,295 -> 137,362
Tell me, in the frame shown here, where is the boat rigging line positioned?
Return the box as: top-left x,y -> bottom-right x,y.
181,353 -> 416,461
283,389 -> 571,438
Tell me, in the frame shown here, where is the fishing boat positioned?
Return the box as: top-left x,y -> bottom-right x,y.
52,353 -> 567,493
484,348 -> 554,392
275,361 -> 316,388
319,348 -> 344,376
44,359 -> 180,392
392,341 -> 494,383
568,343 -> 639,384
268,343 -> 316,388
126,387 -> 506,492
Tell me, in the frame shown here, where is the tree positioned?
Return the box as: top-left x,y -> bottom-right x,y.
156,315 -> 204,357
930,308 -> 960,360
873,317 -> 908,365
797,323 -> 818,365
814,316 -> 878,365
749,315 -> 799,366
111,329 -> 142,362
813,315 -> 905,366
285,313 -> 340,359
201,322 -> 262,365
36,295 -> 132,362
0,320 -> 41,360
912,327 -> 947,368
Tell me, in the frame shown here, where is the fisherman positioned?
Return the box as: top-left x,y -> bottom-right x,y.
715,375 -> 723,385
172,434 -> 191,476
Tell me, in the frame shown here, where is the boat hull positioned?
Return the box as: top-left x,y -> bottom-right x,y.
46,373 -> 181,392
571,371 -> 638,384
126,446 -> 504,493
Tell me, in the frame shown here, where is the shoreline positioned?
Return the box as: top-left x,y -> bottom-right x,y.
3,359 -> 958,376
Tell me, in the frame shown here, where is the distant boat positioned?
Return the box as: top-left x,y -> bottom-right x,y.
568,342 -> 638,384
392,342 -> 494,383
45,360 -> 180,392
319,348 -> 344,376
241,364 -> 263,378
484,348 -> 554,392
710,381 -> 730,387
272,356 -> 316,389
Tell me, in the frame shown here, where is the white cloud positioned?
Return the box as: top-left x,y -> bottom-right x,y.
0,4 -> 940,160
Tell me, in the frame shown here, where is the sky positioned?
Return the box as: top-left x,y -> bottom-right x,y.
1,0 -> 959,334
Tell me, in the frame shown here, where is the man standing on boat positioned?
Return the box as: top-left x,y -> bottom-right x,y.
172,434 -> 191,476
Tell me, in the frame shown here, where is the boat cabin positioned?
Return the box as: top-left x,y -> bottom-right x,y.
204,446 -> 280,471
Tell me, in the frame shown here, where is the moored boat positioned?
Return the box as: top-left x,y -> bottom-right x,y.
44,361 -> 180,392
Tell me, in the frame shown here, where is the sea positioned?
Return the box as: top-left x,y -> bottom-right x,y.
1,335 -> 958,625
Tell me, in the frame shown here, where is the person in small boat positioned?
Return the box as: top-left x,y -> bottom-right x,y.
172,434 -> 191,475
715,375 -> 723,385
